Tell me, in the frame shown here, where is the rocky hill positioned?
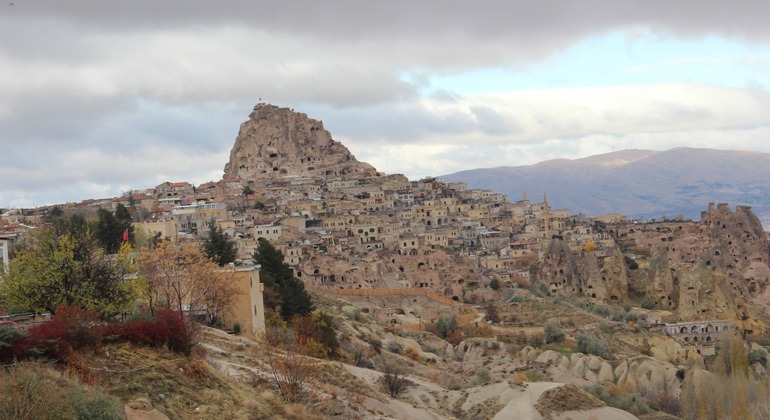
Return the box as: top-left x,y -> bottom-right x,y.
440,148 -> 770,224
223,104 -> 378,182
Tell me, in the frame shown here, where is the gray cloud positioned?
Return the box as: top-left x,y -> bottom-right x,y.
2,1 -> 770,206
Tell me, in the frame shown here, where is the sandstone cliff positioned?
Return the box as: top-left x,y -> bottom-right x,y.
223,104 -> 378,182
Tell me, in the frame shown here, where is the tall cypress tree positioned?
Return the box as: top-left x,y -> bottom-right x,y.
252,238 -> 314,320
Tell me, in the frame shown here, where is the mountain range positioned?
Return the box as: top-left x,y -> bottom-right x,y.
440,147 -> 770,225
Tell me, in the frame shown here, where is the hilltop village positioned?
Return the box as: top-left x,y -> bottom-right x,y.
3,104 -> 770,419
3,104 -> 768,338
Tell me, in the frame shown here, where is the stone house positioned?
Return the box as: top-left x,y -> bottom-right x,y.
223,265 -> 266,337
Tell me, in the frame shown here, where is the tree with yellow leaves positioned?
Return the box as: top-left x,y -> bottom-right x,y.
138,241 -> 238,331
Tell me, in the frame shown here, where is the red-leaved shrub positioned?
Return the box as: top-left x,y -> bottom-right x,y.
103,310 -> 190,354
19,319 -> 73,360
53,303 -> 103,349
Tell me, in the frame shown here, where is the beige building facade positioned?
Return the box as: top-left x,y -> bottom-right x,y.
223,266 -> 266,337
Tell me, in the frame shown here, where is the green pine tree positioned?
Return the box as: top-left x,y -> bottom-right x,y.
202,225 -> 237,266
253,238 -> 314,320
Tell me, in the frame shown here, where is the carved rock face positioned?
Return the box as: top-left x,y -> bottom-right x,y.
223,104 -> 377,181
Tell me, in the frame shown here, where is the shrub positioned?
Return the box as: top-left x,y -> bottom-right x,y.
53,304 -> 102,349
484,303 -> 500,323
0,363 -> 70,418
404,346 -> 421,361
544,319 -> 564,343
584,384 -> 653,416
233,322 -> 242,335
640,299 -> 655,310
380,362 -> 410,398
0,325 -> 27,363
529,334 -> 544,347
445,329 -> 465,346
577,333 -> 610,358
489,278 -> 501,291
623,312 -> 641,324
435,315 -> 459,339
446,380 -> 462,390
353,348 -> 374,368
624,256 -> 639,270
749,348 -> 768,368
265,336 -> 319,403
522,369 -> 548,382
104,309 -> 191,354
344,308 -> 362,321
474,368 -> 490,385
464,323 -> 494,338
368,336 -> 382,354
70,392 -> 125,420
387,341 -> 404,354
289,312 -> 340,359
592,305 -> 612,318
21,319 -> 72,360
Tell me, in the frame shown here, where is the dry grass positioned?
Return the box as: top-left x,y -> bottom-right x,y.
83,343 -> 321,419
535,384 -> 605,420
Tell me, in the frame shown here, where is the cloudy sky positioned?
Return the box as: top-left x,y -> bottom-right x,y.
2,1 -> 770,208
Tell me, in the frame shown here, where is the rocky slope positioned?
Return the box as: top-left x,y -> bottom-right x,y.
223,104 -> 378,182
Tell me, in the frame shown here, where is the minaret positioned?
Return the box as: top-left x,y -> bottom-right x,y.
543,192 -> 551,239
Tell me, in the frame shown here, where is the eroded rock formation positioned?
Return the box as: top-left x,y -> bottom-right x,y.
223,104 -> 378,182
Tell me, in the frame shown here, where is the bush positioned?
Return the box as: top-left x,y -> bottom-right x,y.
404,346 -> 421,361
584,384 -> 652,416
640,299 -> 655,310
624,256 -> 639,270
445,329 -> 465,346
577,333 -> 610,358
484,303 -> 500,323
529,334 -> 544,347
344,308 -> 362,321
592,305 -> 612,317
70,392 -> 125,420
104,309 -> 191,354
749,348 -> 768,368
380,362 -> 410,398
474,368 -> 490,385
353,348 -> 374,368
368,336 -> 382,354
0,325 -> 27,363
289,312 -> 340,359
544,319 -> 565,343
387,341 -> 404,354
20,319 -> 73,360
435,315 -> 459,339
0,363 -> 70,418
522,369 -> 548,382
0,363 -> 122,419
446,380 -> 462,390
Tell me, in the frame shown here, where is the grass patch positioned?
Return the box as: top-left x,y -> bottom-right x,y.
542,342 -> 576,356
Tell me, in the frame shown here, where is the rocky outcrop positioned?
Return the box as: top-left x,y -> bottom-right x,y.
223,104 -> 378,182
520,347 -> 680,393
539,239 -> 629,303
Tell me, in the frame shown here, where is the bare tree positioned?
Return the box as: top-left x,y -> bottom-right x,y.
380,361 -> 410,398
264,331 -> 318,402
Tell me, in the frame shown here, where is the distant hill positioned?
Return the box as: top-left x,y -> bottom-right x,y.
440,148 -> 770,225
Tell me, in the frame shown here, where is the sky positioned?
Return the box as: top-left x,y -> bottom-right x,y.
2,1 -> 770,208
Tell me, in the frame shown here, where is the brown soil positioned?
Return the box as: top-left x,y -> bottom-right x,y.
534,383 -> 605,420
